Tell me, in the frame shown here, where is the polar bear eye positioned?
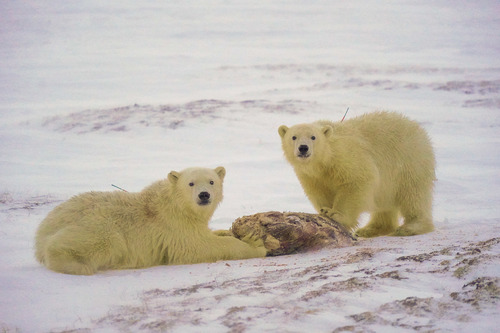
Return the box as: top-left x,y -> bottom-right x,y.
311,136 -> 316,140
189,182 -> 194,187
292,136 -> 297,140
210,180 -> 214,185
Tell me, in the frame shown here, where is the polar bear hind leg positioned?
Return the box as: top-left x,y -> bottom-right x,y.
391,186 -> 434,236
44,239 -> 96,275
42,227 -> 113,275
392,212 -> 434,236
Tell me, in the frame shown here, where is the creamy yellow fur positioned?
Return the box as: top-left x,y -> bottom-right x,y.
279,111 -> 436,237
35,167 -> 266,275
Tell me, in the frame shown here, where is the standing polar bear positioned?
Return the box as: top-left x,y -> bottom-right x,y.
35,167 -> 266,275
279,111 -> 435,237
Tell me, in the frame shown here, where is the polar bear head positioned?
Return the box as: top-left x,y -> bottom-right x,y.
168,167 -> 226,213
278,123 -> 333,164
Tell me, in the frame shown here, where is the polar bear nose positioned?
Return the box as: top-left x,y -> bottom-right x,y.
299,145 -> 309,154
198,192 -> 210,201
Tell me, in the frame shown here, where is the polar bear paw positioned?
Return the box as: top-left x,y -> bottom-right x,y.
241,233 -> 265,248
320,207 -> 341,220
240,233 -> 268,256
320,207 -> 357,232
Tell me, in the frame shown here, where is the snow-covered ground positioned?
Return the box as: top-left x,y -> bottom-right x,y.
1,1 -> 499,332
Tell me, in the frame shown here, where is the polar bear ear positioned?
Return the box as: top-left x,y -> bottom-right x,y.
215,166 -> 226,181
278,125 -> 288,138
168,171 -> 181,184
322,125 -> 333,137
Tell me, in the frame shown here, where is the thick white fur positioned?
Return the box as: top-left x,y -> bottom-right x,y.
35,167 -> 266,275
279,111 -> 436,237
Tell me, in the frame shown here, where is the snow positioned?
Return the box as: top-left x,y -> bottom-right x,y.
1,1 -> 499,332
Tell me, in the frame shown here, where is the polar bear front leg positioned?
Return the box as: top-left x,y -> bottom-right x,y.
212,229 -> 233,236
319,185 -> 368,232
215,234 -> 268,259
320,207 -> 358,232
184,234 -> 267,264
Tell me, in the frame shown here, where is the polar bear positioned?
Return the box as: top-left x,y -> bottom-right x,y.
35,167 -> 267,275
278,111 -> 435,237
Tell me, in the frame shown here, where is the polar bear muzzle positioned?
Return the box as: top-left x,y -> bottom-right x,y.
298,144 -> 310,158
198,191 -> 211,206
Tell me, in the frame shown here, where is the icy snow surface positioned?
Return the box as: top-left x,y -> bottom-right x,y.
1,1 -> 499,332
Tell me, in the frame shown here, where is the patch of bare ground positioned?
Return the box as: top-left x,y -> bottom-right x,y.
463,98 -> 500,109
93,232 -> 499,332
42,99 -> 315,134
222,64 -> 500,111
396,237 -> 500,278
433,80 -> 500,95
340,276 -> 499,332
0,192 -> 60,211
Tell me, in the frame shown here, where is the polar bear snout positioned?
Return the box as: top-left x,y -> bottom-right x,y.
297,144 -> 312,159
198,191 -> 211,205
298,145 -> 309,156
